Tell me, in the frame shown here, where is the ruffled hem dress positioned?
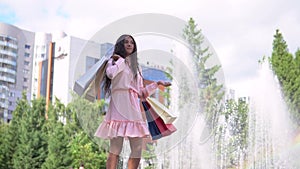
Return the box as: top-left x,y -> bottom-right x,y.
94,57 -> 158,139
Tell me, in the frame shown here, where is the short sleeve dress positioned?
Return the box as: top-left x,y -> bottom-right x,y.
94,57 -> 158,139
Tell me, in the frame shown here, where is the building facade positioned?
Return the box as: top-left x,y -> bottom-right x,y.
51,36 -> 113,105
30,32 -> 53,100
0,22 -> 170,125
0,22 -> 115,122
0,22 -> 35,122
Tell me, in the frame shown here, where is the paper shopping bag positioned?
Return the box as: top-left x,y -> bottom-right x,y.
73,56 -> 108,101
141,100 -> 177,140
146,97 -> 177,124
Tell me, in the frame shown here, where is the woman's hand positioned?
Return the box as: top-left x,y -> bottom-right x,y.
111,54 -> 121,61
157,81 -> 172,87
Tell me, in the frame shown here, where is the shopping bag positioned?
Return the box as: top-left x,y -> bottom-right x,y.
73,56 -> 108,101
146,97 -> 177,124
141,100 -> 177,140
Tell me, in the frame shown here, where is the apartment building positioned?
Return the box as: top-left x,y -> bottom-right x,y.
0,22 -> 35,122
0,22 -> 115,122
0,22 -> 173,124
51,35 -> 113,105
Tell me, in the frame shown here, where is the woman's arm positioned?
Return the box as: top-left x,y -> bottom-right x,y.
138,71 -> 171,98
106,57 -> 125,79
140,82 -> 158,98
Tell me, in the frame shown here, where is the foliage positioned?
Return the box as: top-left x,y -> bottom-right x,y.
69,131 -> 106,169
182,18 -> 251,169
160,59 -> 173,108
183,17 -> 225,132
0,93 -> 29,168
42,99 -> 72,169
214,99 -> 249,168
270,29 -> 300,124
12,96 -> 48,169
142,143 -> 157,169
0,122 -> 9,168
67,93 -> 109,151
0,93 -> 108,168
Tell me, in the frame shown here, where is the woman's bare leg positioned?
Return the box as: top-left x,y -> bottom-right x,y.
106,137 -> 124,169
127,137 -> 143,169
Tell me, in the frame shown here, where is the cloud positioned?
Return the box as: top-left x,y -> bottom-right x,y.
191,0 -> 300,95
1,0 -> 300,97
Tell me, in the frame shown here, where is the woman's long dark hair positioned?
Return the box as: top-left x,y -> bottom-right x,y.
102,34 -> 138,97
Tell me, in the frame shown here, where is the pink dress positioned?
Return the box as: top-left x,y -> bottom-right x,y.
94,57 -> 158,139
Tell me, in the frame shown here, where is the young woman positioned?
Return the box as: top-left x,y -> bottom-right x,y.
94,34 -> 171,169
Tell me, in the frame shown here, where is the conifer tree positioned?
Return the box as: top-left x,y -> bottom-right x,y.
215,98 -> 249,168
69,131 -> 106,169
0,93 -> 29,169
293,49 -> 300,121
42,99 -> 72,168
270,30 -> 300,123
66,94 -> 108,168
0,122 -> 10,168
13,97 -> 47,169
183,18 -> 225,131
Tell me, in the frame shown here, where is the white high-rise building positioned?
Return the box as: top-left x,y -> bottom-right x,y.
0,22 -> 35,122
0,22 -> 114,122
30,32 -> 53,100
51,36 -> 113,105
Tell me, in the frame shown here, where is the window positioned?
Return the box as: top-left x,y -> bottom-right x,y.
25,44 -> 30,49
24,78 -> 28,82
24,61 -> 30,66
24,53 -> 30,57
23,69 -> 29,74
9,92 -> 15,97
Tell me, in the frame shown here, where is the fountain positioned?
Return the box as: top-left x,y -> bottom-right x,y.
246,62 -> 299,169
75,19 -> 300,167
204,61 -> 300,169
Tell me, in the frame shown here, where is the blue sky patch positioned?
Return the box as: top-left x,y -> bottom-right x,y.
0,4 -> 17,24
56,6 -> 69,19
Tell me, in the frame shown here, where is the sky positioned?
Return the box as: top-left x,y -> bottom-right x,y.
1,0 -> 300,97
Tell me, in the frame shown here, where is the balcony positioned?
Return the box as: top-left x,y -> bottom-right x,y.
0,102 -> 8,109
0,58 -> 17,66
0,67 -> 16,75
0,49 -> 17,58
0,41 -> 18,49
0,93 -> 6,99
0,76 -> 15,83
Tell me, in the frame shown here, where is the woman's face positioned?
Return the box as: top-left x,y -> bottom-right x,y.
124,36 -> 134,56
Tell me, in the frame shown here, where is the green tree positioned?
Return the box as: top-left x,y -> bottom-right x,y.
42,122 -> 73,168
67,94 -> 108,168
270,29 -> 300,123
42,99 -> 72,169
293,49 -> 300,121
142,143 -> 157,169
0,122 -> 9,168
67,93 -> 108,148
0,93 -> 30,169
1,92 -> 109,168
214,98 -> 249,168
183,18 -> 225,131
69,131 -> 106,169
13,97 -> 48,169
